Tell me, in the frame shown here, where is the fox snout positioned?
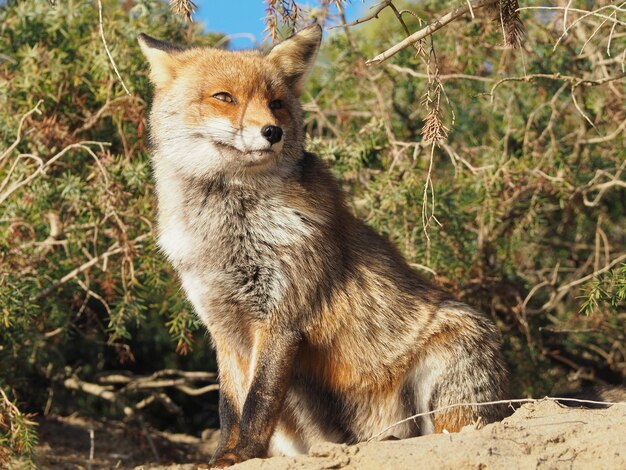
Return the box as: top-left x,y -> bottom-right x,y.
261,125 -> 283,145
203,118 -> 284,157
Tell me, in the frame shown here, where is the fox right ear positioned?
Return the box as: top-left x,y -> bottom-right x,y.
138,33 -> 183,88
267,24 -> 322,96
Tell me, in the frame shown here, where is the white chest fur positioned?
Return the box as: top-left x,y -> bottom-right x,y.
157,197 -> 314,262
158,216 -> 197,265
155,172 -> 319,325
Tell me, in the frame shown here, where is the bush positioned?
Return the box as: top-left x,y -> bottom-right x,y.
305,0 -> 625,396
0,0 -> 220,462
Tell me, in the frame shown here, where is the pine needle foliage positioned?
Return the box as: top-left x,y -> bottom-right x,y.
305,0 -> 625,396
0,0 -> 220,462
0,388 -> 38,467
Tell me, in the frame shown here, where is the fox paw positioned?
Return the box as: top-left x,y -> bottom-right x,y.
209,452 -> 243,468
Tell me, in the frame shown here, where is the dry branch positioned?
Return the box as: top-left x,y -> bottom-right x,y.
0,100 -> 43,172
63,370 -> 218,419
518,5 -> 626,29
388,64 -> 494,82
580,116 -> 626,144
96,370 -> 219,396
33,234 -> 150,301
488,72 -> 625,125
97,0 -> 130,95
0,141 -> 111,206
366,0 -> 499,65
64,377 -> 125,410
524,252 -> 626,315
328,0 -> 391,29
489,72 -> 626,98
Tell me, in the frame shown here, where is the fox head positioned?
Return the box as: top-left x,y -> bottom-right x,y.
138,25 -> 322,179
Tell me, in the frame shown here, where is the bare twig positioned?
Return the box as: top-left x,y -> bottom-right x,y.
33,234 -> 149,301
0,141 -> 111,206
73,95 -> 142,136
563,0 -> 573,37
557,254 -> 626,292
579,14 -> 612,56
518,5 -> 626,30
534,253 -> 626,313
388,64 -> 493,82
570,84 -> 595,128
63,370 -> 218,426
329,0 -> 390,29
580,118 -> 626,144
0,100 -> 43,171
64,376 -> 132,415
421,142 -> 440,242
63,375 -> 167,462
489,73 -> 626,100
582,156 -> 626,206
98,370 -> 217,384
366,0 -> 498,65
88,429 -> 95,470
97,0 -> 130,95
441,143 -> 494,174
467,0 -> 475,19
97,369 -> 219,396
409,263 -> 437,275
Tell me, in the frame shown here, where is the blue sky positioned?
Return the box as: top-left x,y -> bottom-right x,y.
195,0 -> 366,48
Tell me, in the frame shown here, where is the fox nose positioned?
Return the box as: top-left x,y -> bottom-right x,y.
261,125 -> 283,145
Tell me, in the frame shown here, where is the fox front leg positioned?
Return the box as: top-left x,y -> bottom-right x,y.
210,328 -> 300,468
210,336 -> 246,466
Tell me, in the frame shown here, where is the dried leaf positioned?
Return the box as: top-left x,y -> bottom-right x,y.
497,0 -> 525,48
169,0 -> 196,22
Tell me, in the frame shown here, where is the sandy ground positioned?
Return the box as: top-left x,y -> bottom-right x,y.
35,400 -> 626,470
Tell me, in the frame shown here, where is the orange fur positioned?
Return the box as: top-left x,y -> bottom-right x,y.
433,408 -> 477,433
139,26 -> 510,468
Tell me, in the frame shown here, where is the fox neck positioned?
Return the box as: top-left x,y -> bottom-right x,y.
152,148 -> 304,266
152,143 -> 302,189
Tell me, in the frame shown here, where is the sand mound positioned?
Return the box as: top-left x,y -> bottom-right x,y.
36,400 -> 626,469
228,400 -> 626,470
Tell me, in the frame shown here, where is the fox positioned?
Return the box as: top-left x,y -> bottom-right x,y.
138,25 -> 510,468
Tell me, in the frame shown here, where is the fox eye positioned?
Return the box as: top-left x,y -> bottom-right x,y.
269,99 -> 283,110
212,92 -> 235,104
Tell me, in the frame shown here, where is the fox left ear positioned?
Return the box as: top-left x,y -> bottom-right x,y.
267,24 -> 322,96
138,33 -> 183,88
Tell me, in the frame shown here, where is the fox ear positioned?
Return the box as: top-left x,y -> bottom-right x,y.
138,33 -> 183,88
267,24 -> 322,96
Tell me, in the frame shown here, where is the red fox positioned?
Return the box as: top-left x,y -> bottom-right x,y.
138,25 -> 509,468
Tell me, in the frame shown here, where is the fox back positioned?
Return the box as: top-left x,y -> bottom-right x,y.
139,26 -> 509,468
